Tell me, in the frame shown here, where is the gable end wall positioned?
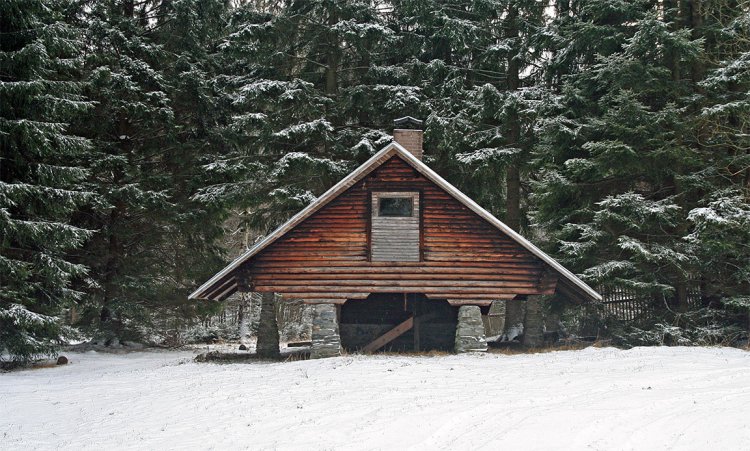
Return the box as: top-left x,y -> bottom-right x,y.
245,156 -> 555,302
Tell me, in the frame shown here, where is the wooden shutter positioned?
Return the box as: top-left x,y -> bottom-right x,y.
370,191 -> 420,261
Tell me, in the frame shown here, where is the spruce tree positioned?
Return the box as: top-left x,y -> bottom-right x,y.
388,0 -> 545,229
687,1 -> 750,312
532,0 -> 750,330
202,1 -> 403,234
75,0 -> 228,340
0,0 -> 94,364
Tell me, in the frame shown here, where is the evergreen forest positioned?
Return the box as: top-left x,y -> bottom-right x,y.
2,0 -> 749,364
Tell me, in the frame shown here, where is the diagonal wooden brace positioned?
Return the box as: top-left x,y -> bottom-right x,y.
362,316 -> 414,353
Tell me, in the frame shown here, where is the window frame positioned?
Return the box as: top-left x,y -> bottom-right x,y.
377,196 -> 415,217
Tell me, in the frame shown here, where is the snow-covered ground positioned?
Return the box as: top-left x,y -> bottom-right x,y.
1,346 -> 749,450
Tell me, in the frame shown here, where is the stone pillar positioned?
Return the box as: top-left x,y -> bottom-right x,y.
522,295 -> 544,347
256,292 -> 280,359
310,303 -> 342,359
455,305 -> 487,353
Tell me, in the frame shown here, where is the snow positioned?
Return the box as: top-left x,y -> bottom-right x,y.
2,346 -> 749,450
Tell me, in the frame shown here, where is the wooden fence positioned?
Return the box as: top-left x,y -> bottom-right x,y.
597,284 -> 702,322
566,283 -> 705,337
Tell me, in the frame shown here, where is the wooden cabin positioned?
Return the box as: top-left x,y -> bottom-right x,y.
190,118 -> 601,357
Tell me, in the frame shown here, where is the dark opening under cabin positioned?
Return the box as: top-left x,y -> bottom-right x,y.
190,117 -> 601,357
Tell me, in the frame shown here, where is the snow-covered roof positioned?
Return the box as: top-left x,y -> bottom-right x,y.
189,142 -> 602,302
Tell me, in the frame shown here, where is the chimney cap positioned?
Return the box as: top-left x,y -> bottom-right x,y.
393,116 -> 423,130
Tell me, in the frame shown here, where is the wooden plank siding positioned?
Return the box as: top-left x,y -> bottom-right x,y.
370,191 -> 420,262
244,156 -> 556,303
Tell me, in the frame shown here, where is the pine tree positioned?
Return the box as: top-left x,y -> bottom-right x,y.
75,0 -> 229,340
0,0 -> 94,364
532,0 -> 750,325
533,1 -> 699,305
687,1 -> 750,312
388,1 -> 546,229
201,1 -> 405,235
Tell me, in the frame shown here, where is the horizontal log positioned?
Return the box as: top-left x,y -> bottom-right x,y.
422,244 -> 523,252
282,235 -> 366,242
253,279 -> 538,288
293,227 -> 367,232
425,223 -> 497,232
429,294 -> 518,300
447,300 -> 495,307
424,223 -> 497,232
272,292 -> 366,299
421,208 -> 477,214
256,285 -> 547,295
250,273 -> 539,281
254,256 -> 369,262
425,255 -> 534,262
294,298 -> 348,304
368,179 -> 428,185
248,261 -> 543,271
265,245 -> 367,252
249,271 -> 541,280
425,250 -> 531,258
423,257 -> 535,264
296,217 -> 365,223
423,233 -> 512,241
261,248 -> 367,255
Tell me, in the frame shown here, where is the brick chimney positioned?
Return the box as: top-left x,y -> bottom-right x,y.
393,116 -> 424,161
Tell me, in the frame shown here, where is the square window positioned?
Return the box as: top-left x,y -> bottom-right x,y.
378,197 -> 413,217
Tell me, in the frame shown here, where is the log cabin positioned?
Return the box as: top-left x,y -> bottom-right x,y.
190,117 -> 601,357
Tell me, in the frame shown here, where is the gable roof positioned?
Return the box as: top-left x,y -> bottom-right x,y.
189,142 -> 602,302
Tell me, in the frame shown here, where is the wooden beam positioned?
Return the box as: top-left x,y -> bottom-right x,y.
362,316 -> 414,353
297,299 -> 349,305
257,285 -> 547,295
251,261 -> 542,269
255,279 -> 539,288
447,300 -> 495,307
251,273 -> 540,281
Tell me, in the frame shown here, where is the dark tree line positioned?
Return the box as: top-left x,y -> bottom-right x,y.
2,0 -> 749,364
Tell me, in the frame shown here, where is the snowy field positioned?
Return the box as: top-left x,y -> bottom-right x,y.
2,346 -> 749,451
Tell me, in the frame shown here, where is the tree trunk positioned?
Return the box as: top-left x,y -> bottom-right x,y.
689,0 -> 704,84
663,0 -> 681,82
502,299 -> 524,341
675,282 -> 689,313
503,5 -> 524,333
237,292 -> 250,344
325,9 -> 339,96
256,292 -> 280,358
505,165 -> 521,231
504,3 -> 521,232
523,296 -> 544,347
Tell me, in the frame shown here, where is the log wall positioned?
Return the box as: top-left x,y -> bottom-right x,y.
245,156 -> 556,303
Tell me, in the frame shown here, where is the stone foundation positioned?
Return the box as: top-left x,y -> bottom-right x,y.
455,305 -> 487,353
311,303 -> 342,359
